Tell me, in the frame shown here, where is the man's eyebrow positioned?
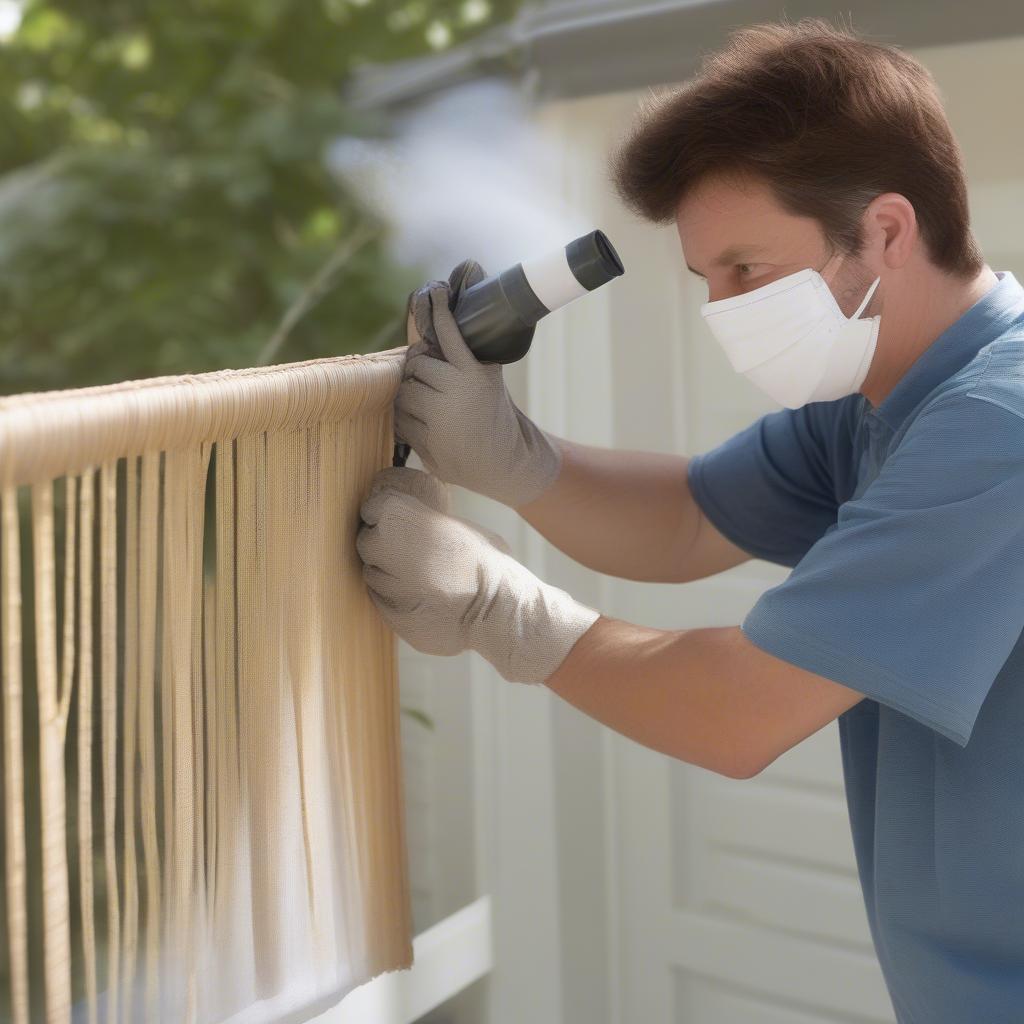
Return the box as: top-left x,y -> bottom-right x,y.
686,244 -> 766,277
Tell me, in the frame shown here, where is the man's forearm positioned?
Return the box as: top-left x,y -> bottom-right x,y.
544,615 -> 755,779
515,437 -> 700,583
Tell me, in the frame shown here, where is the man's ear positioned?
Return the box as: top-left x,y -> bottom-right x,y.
865,191 -> 917,271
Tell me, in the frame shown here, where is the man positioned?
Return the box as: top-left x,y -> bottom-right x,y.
355,17 -> 1024,1022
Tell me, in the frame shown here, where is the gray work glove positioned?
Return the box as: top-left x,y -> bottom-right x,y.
356,466 -> 601,685
393,259 -> 564,509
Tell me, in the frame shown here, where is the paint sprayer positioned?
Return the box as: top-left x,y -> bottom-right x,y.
393,228 -> 626,467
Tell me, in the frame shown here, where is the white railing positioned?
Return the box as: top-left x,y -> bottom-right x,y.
322,897 -> 493,1024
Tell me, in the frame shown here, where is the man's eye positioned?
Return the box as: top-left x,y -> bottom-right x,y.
737,263 -> 755,275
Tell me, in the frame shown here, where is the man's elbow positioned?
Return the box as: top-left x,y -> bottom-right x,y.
685,745 -> 764,780
725,713 -> 767,778
728,757 -> 764,780
722,753 -> 764,780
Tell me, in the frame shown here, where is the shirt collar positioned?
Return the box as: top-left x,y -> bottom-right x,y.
868,270 -> 1024,433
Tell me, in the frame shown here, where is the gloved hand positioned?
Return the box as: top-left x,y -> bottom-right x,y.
356,466 -> 601,684
393,259 -> 564,510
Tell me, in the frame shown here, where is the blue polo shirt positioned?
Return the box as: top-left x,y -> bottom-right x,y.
687,270 -> 1024,1023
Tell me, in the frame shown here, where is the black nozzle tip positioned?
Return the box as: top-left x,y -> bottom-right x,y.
566,229 -> 625,290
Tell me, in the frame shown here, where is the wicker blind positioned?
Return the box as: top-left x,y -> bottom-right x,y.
0,349 -> 413,1023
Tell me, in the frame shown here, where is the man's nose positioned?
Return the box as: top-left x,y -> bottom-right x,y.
706,283 -> 743,304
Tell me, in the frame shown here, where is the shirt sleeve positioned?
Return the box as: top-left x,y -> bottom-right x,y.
740,393 -> 1024,748
687,399 -> 860,567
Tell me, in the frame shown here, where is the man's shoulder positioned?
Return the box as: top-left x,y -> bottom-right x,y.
919,331 -> 1024,427
959,331 -> 1024,422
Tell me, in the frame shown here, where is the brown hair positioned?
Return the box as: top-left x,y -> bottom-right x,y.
607,17 -> 984,278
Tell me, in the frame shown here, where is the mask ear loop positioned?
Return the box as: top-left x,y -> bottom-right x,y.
818,247 -> 881,320
853,276 -> 882,319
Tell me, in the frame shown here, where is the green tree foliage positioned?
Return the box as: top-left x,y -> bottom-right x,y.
0,0 -> 522,395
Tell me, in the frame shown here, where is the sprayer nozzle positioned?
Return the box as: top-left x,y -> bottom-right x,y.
566,230 -> 625,290
450,227 -> 626,365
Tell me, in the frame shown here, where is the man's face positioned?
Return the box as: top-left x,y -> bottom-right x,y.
675,172 -> 872,314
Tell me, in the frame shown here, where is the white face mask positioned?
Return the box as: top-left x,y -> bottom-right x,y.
699,257 -> 881,408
